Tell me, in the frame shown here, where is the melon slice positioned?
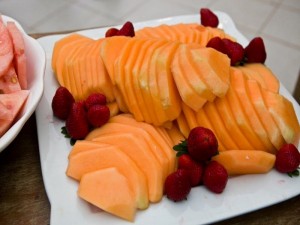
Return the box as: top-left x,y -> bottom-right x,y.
212,150 -> 275,176
166,123 -> 185,146
67,144 -> 149,210
78,167 -> 136,221
0,16 -> 14,77
0,90 -> 29,137
0,66 -> 21,93
176,112 -> 190,139
6,21 -> 27,89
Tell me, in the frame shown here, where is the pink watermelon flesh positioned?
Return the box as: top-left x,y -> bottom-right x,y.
0,16 -> 14,77
0,66 -> 21,93
7,21 -> 27,89
0,90 -> 29,137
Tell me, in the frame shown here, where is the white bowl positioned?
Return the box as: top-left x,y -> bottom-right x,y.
0,15 -> 46,152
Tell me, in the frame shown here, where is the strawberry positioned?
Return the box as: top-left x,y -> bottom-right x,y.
187,127 -> 219,162
203,161 -> 228,193
206,37 -> 227,55
222,38 -> 245,66
87,104 -> 110,128
178,154 -> 204,187
200,8 -> 219,28
117,21 -> 135,37
275,144 -> 300,177
244,37 -> 267,64
65,101 -> 90,140
164,169 -> 191,201
85,93 -> 107,110
51,86 -> 75,120
105,28 -> 119,37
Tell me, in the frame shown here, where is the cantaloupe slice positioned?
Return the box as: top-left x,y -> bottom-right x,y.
85,121 -> 170,180
181,102 -> 199,130
262,90 -> 300,147
171,45 -> 207,111
67,144 -> 149,210
78,167 -> 136,221
246,79 -> 285,151
100,36 -> 130,83
212,150 -> 275,176
237,66 -> 267,90
230,67 -> 276,153
166,124 -> 185,146
90,132 -> 164,203
245,63 -> 279,93
68,140 -> 100,158
225,68 -> 267,150
175,112 -> 190,139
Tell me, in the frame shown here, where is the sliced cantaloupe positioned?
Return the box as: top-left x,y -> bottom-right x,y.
67,144 -> 149,210
212,150 -> 275,176
214,92 -> 254,150
155,41 -> 181,123
237,66 -> 267,90
230,67 -> 276,153
166,124 -> 185,146
262,90 -> 300,147
90,132 -> 164,203
78,167 -> 136,221
181,102 -> 199,130
171,45 -> 207,111
227,68 -> 267,150
107,114 -> 176,175
246,79 -> 285,151
175,112 -> 190,139
68,140 -> 100,158
107,101 -> 119,117
85,121 -> 170,181
190,47 -> 230,98
138,39 -> 167,125
100,36 -> 130,83
244,63 -> 279,93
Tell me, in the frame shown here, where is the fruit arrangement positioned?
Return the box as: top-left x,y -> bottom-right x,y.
50,8 -> 300,222
0,16 -> 29,137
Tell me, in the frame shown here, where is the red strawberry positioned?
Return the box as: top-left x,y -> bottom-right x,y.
87,104 -> 110,128
164,169 -> 191,201
178,154 -> 204,187
117,21 -> 135,37
244,37 -> 267,64
187,127 -> 218,162
105,28 -> 119,37
275,144 -> 300,176
85,93 -> 107,110
51,86 -> 75,120
203,161 -> 228,193
222,38 -> 245,66
66,101 -> 90,140
200,8 -> 219,28
206,37 -> 227,55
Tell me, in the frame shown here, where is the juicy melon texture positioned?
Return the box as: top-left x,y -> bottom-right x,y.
67,144 -> 149,210
78,167 -> 136,222
212,150 -> 275,176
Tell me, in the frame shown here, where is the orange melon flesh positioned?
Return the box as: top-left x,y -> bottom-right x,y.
176,112 -> 190,139
68,140 -> 100,158
67,144 -> 149,210
230,67 -> 276,153
78,167 -> 136,222
166,124 -> 185,146
225,68 -> 267,150
90,132 -> 164,203
100,36 -> 130,84
244,63 -> 279,93
212,150 -> 275,176
246,79 -> 285,151
262,90 -> 300,147
181,102 -> 199,130
85,121 -> 170,181
108,114 -> 176,175
171,45 -> 207,111
107,101 -> 119,117
237,66 -> 267,90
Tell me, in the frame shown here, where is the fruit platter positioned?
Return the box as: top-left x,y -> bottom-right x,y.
0,15 -> 45,152
36,9 -> 300,225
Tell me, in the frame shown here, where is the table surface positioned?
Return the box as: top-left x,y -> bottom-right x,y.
0,33 -> 299,225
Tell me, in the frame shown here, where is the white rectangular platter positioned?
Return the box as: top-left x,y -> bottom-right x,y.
35,12 -> 300,225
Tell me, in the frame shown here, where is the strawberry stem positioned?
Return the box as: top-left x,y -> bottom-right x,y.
173,140 -> 188,157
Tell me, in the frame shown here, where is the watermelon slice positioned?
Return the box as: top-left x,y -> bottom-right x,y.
0,90 -> 29,137
0,16 -> 14,77
0,66 -> 21,93
7,21 -> 27,89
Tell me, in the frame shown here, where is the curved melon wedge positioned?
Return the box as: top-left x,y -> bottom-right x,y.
67,144 -> 149,210
212,150 -> 275,176
78,167 -> 136,222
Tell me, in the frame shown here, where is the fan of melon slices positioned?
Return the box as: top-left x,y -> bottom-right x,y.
0,15 -> 30,138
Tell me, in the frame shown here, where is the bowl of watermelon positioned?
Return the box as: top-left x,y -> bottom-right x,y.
0,15 -> 45,152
